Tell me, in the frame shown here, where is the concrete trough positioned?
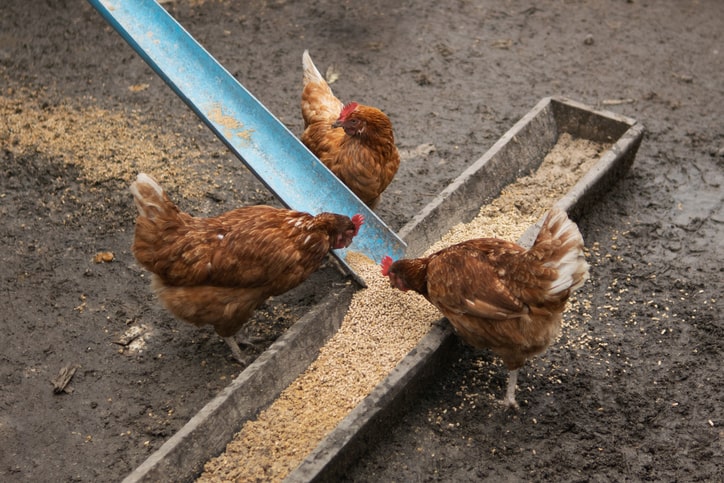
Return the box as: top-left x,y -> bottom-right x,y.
123,96 -> 644,482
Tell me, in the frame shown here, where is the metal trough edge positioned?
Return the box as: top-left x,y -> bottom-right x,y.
285,97 -> 644,482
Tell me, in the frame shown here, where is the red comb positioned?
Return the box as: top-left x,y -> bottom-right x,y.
380,255 -> 394,276
351,214 -> 365,235
339,102 -> 359,121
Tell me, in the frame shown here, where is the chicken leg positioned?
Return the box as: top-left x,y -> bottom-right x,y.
503,369 -> 520,410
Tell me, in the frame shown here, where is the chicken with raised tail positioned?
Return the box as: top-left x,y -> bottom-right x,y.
301,50 -> 400,209
381,207 -> 589,408
130,173 -> 364,364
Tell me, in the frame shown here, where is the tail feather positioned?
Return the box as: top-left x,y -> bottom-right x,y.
301,50 -> 343,127
302,49 -> 325,86
535,207 -> 590,295
130,173 -> 175,220
130,173 -> 183,274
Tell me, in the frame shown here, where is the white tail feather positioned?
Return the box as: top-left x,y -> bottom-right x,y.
540,207 -> 590,295
548,248 -> 589,293
302,49 -> 325,85
130,173 -> 166,219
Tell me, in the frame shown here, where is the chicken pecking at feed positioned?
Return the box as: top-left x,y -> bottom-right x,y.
301,50 -> 400,210
381,207 -> 590,408
130,173 -> 364,364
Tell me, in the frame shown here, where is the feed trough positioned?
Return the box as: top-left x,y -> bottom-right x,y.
122,96 -> 643,482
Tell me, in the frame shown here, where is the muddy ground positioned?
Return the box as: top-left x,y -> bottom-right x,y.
1,0 -> 722,481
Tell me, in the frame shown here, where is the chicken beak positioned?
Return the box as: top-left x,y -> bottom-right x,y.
331,120 -> 342,129
338,232 -> 354,249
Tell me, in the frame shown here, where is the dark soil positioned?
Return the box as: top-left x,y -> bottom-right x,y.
1,0 -> 721,482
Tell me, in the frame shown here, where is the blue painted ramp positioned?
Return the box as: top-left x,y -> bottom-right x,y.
87,0 -> 406,273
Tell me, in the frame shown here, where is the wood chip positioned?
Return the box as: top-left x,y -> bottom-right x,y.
52,365 -> 79,394
113,325 -> 147,347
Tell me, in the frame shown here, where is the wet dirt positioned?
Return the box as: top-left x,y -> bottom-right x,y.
1,0 -> 722,481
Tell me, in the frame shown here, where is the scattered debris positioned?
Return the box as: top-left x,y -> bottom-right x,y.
491,39 -> 514,49
52,365 -> 79,394
399,143 -> 436,162
74,294 -> 87,313
325,65 -> 340,85
128,83 -> 150,92
672,72 -> 694,83
113,325 -> 148,347
93,251 -> 115,263
601,98 -> 635,106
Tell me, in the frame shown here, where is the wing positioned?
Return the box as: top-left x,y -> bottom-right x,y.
426,240 -> 537,321
153,208 -> 329,290
301,82 -> 343,127
301,123 -> 347,168
328,148 -> 387,202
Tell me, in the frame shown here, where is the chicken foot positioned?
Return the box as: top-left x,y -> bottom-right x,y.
223,337 -> 247,364
224,336 -> 267,366
223,331 -> 270,365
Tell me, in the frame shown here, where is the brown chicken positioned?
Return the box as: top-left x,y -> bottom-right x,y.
130,173 -> 364,363
381,207 -> 590,408
301,50 -> 400,209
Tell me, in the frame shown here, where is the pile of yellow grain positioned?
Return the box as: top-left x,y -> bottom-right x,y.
198,133 -> 609,482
